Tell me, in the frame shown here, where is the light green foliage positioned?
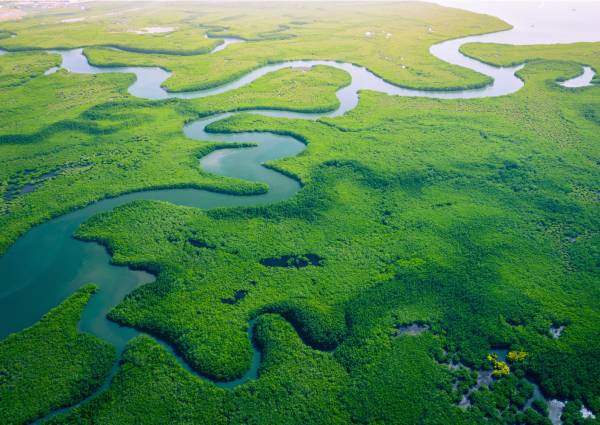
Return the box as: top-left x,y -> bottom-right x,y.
0,67 -> 131,138
1,3 -> 600,424
3,2 -> 510,92
71,60 -> 600,421
461,41 -> 600,83
0,3 -> 218,54
488,353 -> 510,377
0,61 -> 349,255
190,65 -> 351,114
0,285 -> 115,425
507,350 -> 528,362
0,51 -> 60,88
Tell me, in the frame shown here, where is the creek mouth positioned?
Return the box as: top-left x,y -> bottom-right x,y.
0,8 -> 598,422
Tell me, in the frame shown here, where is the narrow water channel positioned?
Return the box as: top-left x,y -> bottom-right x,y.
0,3 -> 598,422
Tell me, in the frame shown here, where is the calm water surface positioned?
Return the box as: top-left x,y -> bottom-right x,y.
0,3 -> 598,419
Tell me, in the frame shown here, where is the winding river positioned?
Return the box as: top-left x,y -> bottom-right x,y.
0,2 -> 598,422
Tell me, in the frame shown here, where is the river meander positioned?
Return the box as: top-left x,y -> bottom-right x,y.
0,2 -> 599,422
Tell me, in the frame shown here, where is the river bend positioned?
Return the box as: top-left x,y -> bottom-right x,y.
0,6 -> 598,422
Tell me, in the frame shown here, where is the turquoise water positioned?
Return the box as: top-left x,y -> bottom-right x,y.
0,7 -> 598,420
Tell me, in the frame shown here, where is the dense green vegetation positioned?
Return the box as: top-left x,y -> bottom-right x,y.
461,42 -> 600,84
0,58 -> 349,255
0,65 -> 131,138
1,2 -> 600,424
0,51 -> 60,88
0,285 -> 115,424
66,61 -> 599,422
190,65 -> 350,114
47,315 -> 351,424
0,3 -> 218,54
1,1 -> 509,92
